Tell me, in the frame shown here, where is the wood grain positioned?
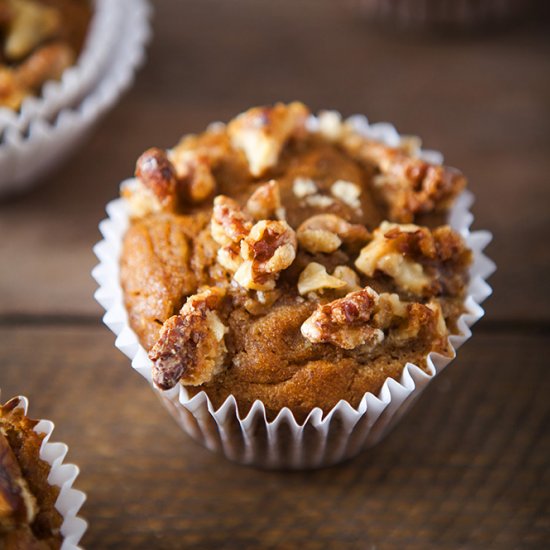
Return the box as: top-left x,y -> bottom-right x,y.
0,325 -> 548,549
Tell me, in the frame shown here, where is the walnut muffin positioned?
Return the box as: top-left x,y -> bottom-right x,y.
0,0 -> 91,110
120,102 -> 472,421
0,397 -> 63,549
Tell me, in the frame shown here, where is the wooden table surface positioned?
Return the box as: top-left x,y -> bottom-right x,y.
1,1 -> 549,548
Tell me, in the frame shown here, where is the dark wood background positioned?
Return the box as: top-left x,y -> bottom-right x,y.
1,1 -> 549,548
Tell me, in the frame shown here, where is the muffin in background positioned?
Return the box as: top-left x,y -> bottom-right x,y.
0,395 -> 87,549
0,0 -> 91,110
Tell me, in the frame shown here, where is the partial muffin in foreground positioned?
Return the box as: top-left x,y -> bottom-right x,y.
0,0 -> 91,110
120,102 -> 472,421
0,397 -> 63,549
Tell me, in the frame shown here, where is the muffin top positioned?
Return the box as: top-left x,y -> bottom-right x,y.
0,0 -> 91,110
0,397 -> 63,549
120,102 -> 472,420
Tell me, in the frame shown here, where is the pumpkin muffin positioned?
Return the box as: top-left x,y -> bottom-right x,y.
120,102 -> 472,421
0,397 -> 63,549
0,0 -> 91,110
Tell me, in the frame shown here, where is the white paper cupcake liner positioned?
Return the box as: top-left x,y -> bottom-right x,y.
0,0 -> 120,134
0,0 -> 152,197
0,394 -> 87,549
93,113 -> 495,470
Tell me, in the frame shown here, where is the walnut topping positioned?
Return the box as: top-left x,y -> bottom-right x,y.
341,137 -> 466,222
305,194 -> 335,209
330,179 -> 361,210
355,222 -> 471,297
4,0 -> 61,60
301,287 -> 449,350
234,220 -> 297,291
297,263 -> 347,295
211,196 -> 253,248
297,214 -> 370,254
149,287 -> 228,390
317,110 -> 344,141
169,150 -> 216,203
332,266 -> 361,293
292,177 -> 317,198
228,102 -> 309,176
12,41 -> 73,90
0,429 -> 37,533
301,287 -> 384,350
246,180 -> 285,221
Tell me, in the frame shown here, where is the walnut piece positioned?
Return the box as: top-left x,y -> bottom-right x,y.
330,179 -> 361,210
301,287 -> 384,350
211,196 -> 253,247
341,136 -> 466,222
332,266 -> 362,293
297,214 -> 370,254
301,287 -> 448,351
149,287 -> 228,390
246,180 -> 285,220
235,220 -> 297,291
228,102 -> 309,176
292,177 -> 317,198
317,110 -> 344,141
297,263 -> 347,295
123,148 -> 178,218
355,222 -> 471,297
4,0 -> 61,60
168,149 -> 216,203
14,41 -> 73,90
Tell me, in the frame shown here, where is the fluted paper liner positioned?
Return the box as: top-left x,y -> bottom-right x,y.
0,394 -> 87,549
0,0 -> 151,196
0,0 -> 119,133
93,113 -> 495,469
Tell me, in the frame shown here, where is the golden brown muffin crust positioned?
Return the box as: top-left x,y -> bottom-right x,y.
120,103 -> 471,419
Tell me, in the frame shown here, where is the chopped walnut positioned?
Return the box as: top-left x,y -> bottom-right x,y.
228,102 -> 309,176
244,288 -> 282,315
297,263 -> 347,295
301,287 -> 384,350
246,180 -> 285,220
14,41 -> 73,90
301,287 -> 449,351
304,194 -> 335,209
330,179 -> 361,210
149,287 -> 228,389
317,110 -> 344,141
234,220 -> 297,291
123,147 -> 179,217
341,136 -> 466,222
355,222 -> 471,297
211,196 -> 253,248
332,266 -> 362,293
292,177 -> 317,198
167,150 -> 216,203
297,214 -> 370,254
4,0 -> 61,60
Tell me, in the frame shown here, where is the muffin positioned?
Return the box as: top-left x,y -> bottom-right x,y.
0,0 -> 91,110
118,102 -> 473,423
0,396 -> 86,548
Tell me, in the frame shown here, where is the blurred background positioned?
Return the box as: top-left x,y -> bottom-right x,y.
1,1 -> 549,548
